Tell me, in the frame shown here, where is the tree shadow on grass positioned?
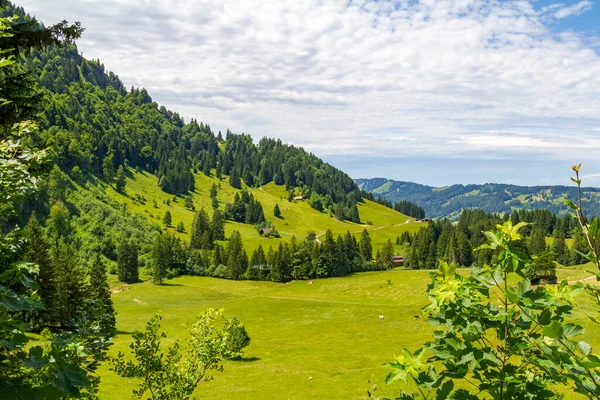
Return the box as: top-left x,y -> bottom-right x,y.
233,357 -> 261,363
114,329 -> 134,336
159,282 -> 183,287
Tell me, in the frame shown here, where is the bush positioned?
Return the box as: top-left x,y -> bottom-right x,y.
222,316 -> 251,360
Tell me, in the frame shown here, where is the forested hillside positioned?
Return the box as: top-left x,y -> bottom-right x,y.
357,178 -> 600,220
1,2 -> 424,289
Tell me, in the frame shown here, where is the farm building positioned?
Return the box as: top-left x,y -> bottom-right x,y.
392,255 -> 404,267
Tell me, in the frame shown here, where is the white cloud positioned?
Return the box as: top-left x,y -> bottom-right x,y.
552,1 -> 593,18
17,0 -> 600,166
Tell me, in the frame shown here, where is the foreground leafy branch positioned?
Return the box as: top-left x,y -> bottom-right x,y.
110,308 -> 250,400
382,215 -> 600,399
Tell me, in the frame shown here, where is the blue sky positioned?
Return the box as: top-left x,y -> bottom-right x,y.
20,0 -> 600,187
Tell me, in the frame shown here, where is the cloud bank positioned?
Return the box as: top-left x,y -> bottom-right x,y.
19,0 -> 600,183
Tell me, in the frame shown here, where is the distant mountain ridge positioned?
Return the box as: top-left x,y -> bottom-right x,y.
356,178 -> 600,220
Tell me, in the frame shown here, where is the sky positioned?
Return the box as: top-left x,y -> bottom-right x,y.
18,0 -> 600,187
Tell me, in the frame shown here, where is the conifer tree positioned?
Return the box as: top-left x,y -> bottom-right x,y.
162,210 -> 172,226
211,210 -> 225,241
52,242 -> 85,328
88,253 -> 116,333
190,209 -> 211,249
227,231 -> 246,280
103,155 -> 115,179
274,203 -> 281,218
359,228 -> 373,261
552,234 -> 569,265
25,213 -> 54,325
115,165 -> 126,192
151,234 -> 173,284
528,226 -> 546,256
117,240 -> 139,283
335,202 -> 346,221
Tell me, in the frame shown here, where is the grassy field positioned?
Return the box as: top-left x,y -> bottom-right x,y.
104,169 -> 425,254
97,265 -> 600,399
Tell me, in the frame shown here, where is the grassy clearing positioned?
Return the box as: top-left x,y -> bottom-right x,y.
98,266 -> 600,400
105,169 -> 425,254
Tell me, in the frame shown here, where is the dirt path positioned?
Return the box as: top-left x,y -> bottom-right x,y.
314,220 -> 416,243
568,275 -> 599,285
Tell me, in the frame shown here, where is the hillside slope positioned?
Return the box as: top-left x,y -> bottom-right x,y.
105,169 -> 425,255
357,178 -> 600,220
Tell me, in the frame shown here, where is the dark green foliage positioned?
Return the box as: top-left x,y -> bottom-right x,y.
552,234 -> 569,265
117,240 -> 139,283
176,221 -> 185,233
24,213 -> 53,325
190,209 -> 211,250
88,253 -> 116,333
115,165 -> 126,192
274,203 -> 281,218
210,209 -> 225,241
223,192 -> 265,225
183,195 -> 194,210
526,250 -> 557,284
52,241 -> 86,327
162,210 -> 172,226
226,231 -> 247,280
360,228 -> 373,261
151,233 -> 183,284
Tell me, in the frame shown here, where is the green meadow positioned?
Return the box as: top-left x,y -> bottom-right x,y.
97,265 -> 600,400
105,169 -> 425,254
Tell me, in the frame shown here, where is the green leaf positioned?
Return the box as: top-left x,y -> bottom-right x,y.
563,199 -> 578,210
563,323 -> 584,339
578,341 -> 592,356
543,321 -> 563,339
436,379 -> 454,400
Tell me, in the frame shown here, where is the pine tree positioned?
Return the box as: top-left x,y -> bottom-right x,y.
552,234 -> 568,265
117,240 -> 139,283
52,242 -> 85,328
176,221 -> 185,233
190,209 -> 211,249
335,202 -> 346,221
359,228 -> 373,261
274,203 -> 281,218
88,253 -> 116,333
211,210 -> 225,241
152,234 -> 173,284
528,227 -> 546,256
25,214 -> 54,325
115,165 -> 126,192
103,155 -> 115,179
163,210 -> 172,226
227,231 -> 246,280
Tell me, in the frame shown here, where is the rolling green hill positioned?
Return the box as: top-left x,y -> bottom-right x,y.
104,168 -> 425,256
356,178 -> 600,220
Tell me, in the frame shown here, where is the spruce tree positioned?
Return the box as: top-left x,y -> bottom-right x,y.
359,228 -> 373,261
52,242 -> 85,328
274,203 -> 281,218
115,165 -> 126,192
88,253 -> 116,333
117,240 -> 139,283
25,214 -> 54,325
335,202 -> 346,221
152,234 -> 173,284
210,210 -> 225,241
551,234 -> 568,265
227,231 -> 246,280
162,210 -> 172,226
528,227 -> 546,256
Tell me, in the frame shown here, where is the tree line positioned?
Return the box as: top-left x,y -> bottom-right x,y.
400,208 -> 589,271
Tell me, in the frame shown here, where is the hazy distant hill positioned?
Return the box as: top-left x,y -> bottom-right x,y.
356,178 -> 600,220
